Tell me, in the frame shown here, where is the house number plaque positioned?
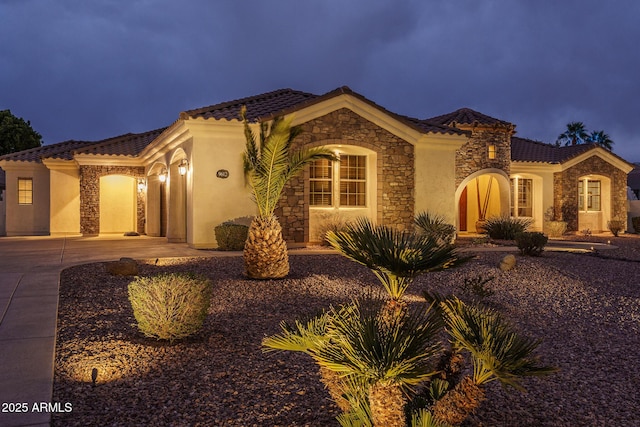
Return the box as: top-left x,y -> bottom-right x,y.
216,169 -> 229,179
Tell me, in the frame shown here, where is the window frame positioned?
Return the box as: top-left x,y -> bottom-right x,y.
17,177 -> 33,205
510,177 -> 533,218
309,158 -> 333,206
309,154 -> 368,208
578,179 -> 601,212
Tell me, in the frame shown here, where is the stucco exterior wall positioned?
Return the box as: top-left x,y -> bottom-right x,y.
0,190 -> 5,236
414,142 -> 459,226
510,164 -> 558,231
2,163 -> 50,236
186,122 -> 254,248
48,164 -> 81,235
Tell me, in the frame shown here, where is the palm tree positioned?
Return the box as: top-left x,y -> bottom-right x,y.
587,130 -> 614,150
241,106 -> 336,279
556,121 -> 588,146
430,297 -> 557,426
326,217 -> 467,306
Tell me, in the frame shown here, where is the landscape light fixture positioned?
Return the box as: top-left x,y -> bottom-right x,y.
178,159 -> 189,176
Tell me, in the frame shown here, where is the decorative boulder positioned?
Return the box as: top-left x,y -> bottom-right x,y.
499,254 -> 516,271
106,257 -> 139,276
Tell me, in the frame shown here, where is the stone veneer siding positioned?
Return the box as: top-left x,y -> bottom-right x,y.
274,108 -> 414,243
553,156 -> 628,231
454,126 -> 513,188
80,165 -> 146,235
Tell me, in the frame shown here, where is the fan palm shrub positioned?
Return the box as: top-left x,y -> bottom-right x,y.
263,297 -> 445,427
483,215 -> 533,240
241,106 -> 336,278
430,297 -> 557,425
326,217 -> 467,313
414,212 -> 456,245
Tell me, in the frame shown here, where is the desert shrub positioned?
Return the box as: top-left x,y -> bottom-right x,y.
607,219 -> 625,237
484,215 -> 533,240
515,232 -> 548,256
315,212 -> 350,245
458,275 -> 495,300
214,221 -> 248,250
544,221 -> 567,237
415,212 -> 456,244
128,273 -> 212,342
633,217 -> 640,233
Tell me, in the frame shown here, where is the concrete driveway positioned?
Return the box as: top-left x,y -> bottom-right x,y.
0,235 -> 212,427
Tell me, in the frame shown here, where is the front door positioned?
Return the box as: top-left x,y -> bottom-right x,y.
459,187 -> 467,231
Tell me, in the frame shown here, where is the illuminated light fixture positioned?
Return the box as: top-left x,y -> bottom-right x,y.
158,169 -> 167,183
178,159 -> 188,176
137,178 -> 147,193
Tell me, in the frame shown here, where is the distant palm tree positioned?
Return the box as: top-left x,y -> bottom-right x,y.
241,106 -> 336,279
556,121 -> 589,146
587,130 -> 614,150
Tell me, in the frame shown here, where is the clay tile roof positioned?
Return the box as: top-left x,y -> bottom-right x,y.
426,107 -> 513,128
511,137 -> 600,163
0,128 -> 166,164
181,88 -> 319,122
402,116 -> 470,135
0,140 -> 97,163
73,127 -> 167,157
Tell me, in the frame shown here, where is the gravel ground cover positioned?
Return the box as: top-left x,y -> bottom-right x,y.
53,235 -> 640,426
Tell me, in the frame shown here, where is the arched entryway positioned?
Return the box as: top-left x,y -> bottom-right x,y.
456,169 -> 510,232
99,175 -> 137,234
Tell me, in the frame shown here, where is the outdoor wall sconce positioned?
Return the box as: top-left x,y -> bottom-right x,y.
158,169 -> 167,183
178,159 -> 189,176
137,178 -> 147,193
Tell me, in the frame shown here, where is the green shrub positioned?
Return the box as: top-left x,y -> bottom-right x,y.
607,219 -> 625,237
415,212 -> 456,244
128,273 -> 212,342
515,232 -> 548,256
484,215 -> 533,240
214,222 -> 248,250
633,217 -> 640,233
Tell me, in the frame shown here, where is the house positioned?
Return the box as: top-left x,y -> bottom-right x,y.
0,87 -> 635,246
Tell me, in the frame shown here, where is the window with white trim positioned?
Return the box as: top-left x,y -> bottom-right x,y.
510,177 -> 532,217
309,159 -> 332,206
310,155 -> 367,207
18,178 -> 33,205
578,179 -> 601,211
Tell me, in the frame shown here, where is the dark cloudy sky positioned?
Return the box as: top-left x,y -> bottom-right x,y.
2,0 -> 639,162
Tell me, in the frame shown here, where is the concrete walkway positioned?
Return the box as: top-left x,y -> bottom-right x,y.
0,235 -> 616,426
0,235 -> 214,427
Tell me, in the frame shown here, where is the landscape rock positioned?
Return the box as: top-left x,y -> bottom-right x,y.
105,257 -> 138,276
499,254 -> 516,271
